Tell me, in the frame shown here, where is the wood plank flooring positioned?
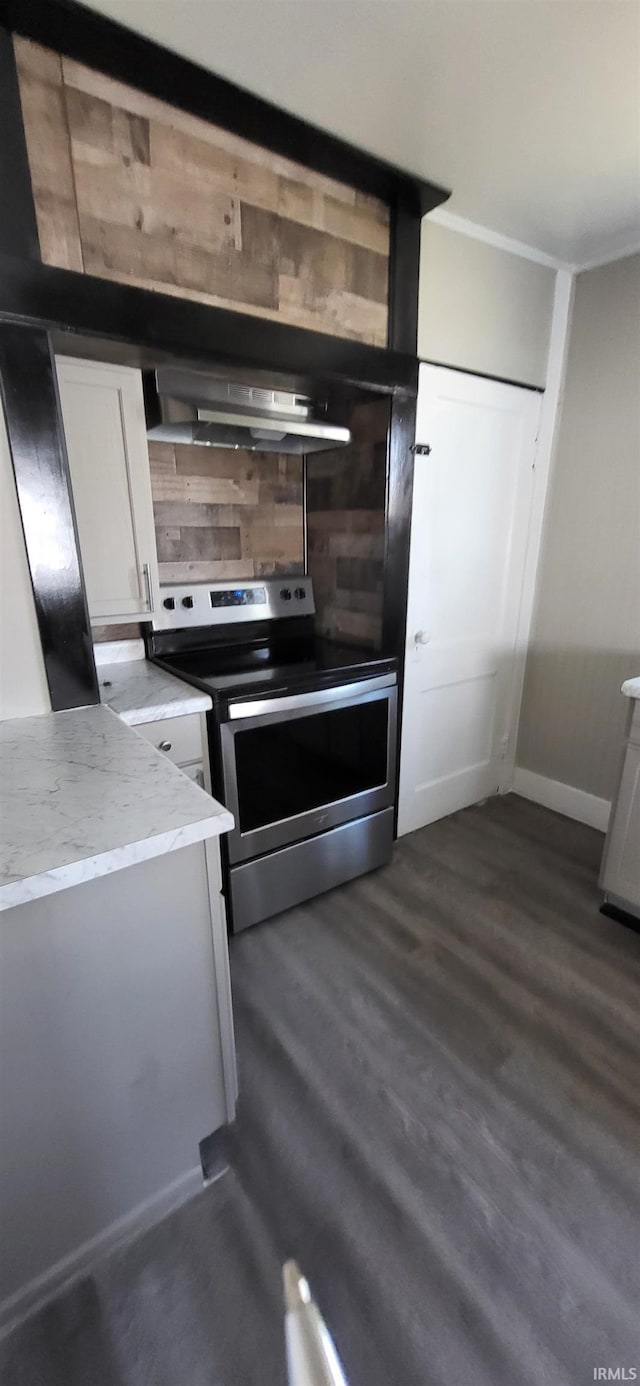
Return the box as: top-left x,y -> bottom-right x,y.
1,795 -> 639,1385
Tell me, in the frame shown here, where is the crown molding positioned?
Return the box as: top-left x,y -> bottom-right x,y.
425,207 -> 640,277
425,207 -> 574,272
573,240 -> 640,274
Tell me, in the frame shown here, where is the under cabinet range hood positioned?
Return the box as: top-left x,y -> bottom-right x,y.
144,368 -> 351,454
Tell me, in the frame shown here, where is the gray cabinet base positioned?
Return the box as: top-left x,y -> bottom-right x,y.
229,807 -> 394,931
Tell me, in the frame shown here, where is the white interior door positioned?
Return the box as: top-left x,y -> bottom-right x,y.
398,364 -> 541,836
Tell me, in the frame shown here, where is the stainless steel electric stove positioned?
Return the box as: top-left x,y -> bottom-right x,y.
148,576 -> 398,932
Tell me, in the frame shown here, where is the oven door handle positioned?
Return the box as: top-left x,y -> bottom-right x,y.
228,673 -> 396,721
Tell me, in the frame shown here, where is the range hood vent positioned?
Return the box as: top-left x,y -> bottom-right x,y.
144,368 -> 351,454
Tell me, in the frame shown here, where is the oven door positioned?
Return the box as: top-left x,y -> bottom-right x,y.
220,674 -> 397,865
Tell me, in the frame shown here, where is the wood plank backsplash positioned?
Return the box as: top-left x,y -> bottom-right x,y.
306,400 -> 389,649
149,442 -> 304,583
14,37 -> 390,347
92,623 -> 144,643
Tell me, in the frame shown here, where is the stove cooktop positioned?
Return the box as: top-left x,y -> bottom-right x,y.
153,636 -> 397,712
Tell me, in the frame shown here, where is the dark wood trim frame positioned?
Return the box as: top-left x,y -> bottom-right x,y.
0,323 -> 99,710
382,393 -> 417,828
0,254 -> 419,399
388,197 -> 422,356
0,27 -> 39,259
383,395 -> 417,654
384,194 -> 423,816
0,0 -> 449,220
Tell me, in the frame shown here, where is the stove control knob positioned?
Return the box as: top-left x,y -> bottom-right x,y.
280,587 -> 292,601
163,596 -> 175,611
294,587 -> 306,600
181,595 -> 194,609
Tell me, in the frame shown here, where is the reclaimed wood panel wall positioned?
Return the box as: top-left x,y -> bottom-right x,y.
148,442 -> 304,584
14,37 -> 390,347
306,400 -> 389,649
93,623 -> 144,643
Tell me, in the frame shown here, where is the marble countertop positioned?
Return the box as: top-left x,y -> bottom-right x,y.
622,677 -> 640,700
0,704 -> 233,912
95,641 -> 211,725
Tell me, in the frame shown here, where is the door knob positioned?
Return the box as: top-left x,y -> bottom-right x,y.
413,630 -> 430,646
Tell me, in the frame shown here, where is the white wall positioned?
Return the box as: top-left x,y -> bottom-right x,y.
0,408 -> 50,720
418,220 -> 556,388
517,253 -> 640,804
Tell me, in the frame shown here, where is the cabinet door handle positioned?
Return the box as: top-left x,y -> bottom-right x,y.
158,740 -> 172,752
142,561 -> 154,613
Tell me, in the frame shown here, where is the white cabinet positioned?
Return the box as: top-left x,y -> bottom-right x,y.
135,711 -> 212,791
56,357 -> 159,625
600,699 -> 640,917
134,709 -> 236,1114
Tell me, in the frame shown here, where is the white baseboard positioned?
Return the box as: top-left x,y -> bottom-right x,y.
0,1166 -> 204,1342
513,767 -> 610,832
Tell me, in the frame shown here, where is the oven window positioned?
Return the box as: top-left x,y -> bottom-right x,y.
233,698 -> 389,833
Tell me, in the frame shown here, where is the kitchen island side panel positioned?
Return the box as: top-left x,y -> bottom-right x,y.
0,841 -> 229,1319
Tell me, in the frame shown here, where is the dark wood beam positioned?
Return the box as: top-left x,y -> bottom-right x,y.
0,323 -> 99,710
383,394 -> 417,659
388,197 -> 422,356
385,196 -> 422,806
382,392 -> 417,828
0,254 -> 419,398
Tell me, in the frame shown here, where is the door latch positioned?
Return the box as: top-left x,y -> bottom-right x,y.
411,444 -> 432,456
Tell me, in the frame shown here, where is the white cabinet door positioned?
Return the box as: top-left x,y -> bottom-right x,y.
134,711 -> 205,767
56,357 -> 159,624
399,364 -> 541,836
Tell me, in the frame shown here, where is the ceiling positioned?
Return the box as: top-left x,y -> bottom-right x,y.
80,0 -> 640,268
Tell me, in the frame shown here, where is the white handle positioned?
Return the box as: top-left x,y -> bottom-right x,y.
413,629 -> 430,647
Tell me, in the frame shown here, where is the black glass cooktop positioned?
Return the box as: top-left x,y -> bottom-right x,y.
153,635 -> 396,711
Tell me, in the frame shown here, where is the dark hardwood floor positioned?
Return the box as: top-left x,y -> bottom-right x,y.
1,795 -> 639,1385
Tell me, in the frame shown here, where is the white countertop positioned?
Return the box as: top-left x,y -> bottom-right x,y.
622,677 -> 640,700
95,641 -> 212,725
0,704 -> 233,912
